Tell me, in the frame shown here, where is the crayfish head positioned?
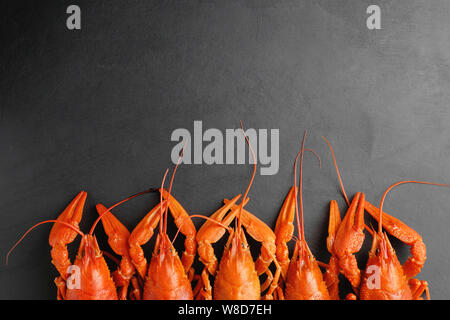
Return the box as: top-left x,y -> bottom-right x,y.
66,234 -> 118,300
154,233 -> 178,257
284,239 -> 330,300
77,235 -> 103,262
368,231 -> 401,270
359,232 -> 409,300
230,229 -> 249,255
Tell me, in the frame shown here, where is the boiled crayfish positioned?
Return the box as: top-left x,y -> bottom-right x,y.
274,131 -> 340,300
322,137 -> 450,299
195,123 -> 281,300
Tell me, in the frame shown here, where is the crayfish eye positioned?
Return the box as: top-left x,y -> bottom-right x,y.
241,243 -> 245,248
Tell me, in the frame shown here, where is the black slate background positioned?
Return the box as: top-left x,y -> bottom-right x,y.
1,0 -> 450,299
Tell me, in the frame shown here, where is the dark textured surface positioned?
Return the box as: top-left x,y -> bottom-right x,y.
1,0 -> 450,299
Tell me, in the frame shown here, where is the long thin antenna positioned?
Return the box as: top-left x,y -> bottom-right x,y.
159,169 -> 170,236
321,137 -> 350,206
378,180 -> 450,234
298,131 -> 307,241
237,121 -> 257,233
89,190 -> 152,235
171,214 -> 233,244
163,147 -> 185,234
7,220 -> 84,265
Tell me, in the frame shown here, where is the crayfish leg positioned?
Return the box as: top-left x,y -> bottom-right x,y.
409,278 -> 430,300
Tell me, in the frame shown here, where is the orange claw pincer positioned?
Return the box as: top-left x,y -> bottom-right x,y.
274,186 -> 296,281
330,192 -> 366,292
48,190 -> 87,297
323,199 -> 342,299
95,203 -> 139,300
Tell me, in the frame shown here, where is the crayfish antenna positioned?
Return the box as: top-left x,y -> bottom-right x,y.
92,158 -> 184,237
163,147 -> 185,235
6,220 -> 84,265
321,137 -> 350,206
378,180 -> 450,234
293,132 -> 321,243
237,121 -> 257,235
321,137 -> 375,236
304,148 -> 322,168
294,131 -> 307,242
158,169 -> 170,237
89,189 -> 154,236
171,215 -> 234,245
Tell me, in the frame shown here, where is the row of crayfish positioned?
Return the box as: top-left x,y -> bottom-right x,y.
8,128 -> 450,300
